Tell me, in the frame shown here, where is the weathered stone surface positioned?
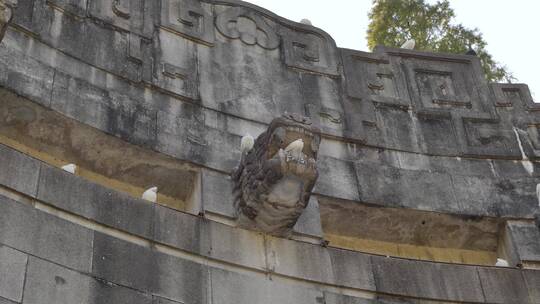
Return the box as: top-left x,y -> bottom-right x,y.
0,297 -> 16,304
0,144 -> 40,196
477,267 -> 530,304
0,245 -> 26,302
328,247 -> 375,290
371,255 -> 485,302
316,156 -> 359,201
0,194 -> 93,272
293,195 -> 324,238
153,204 -> 209,256
232,113 -> 321,236
37,164 -> 154,239
92,233 -> 208,304
506,221 -> 540,263
23,256 -> 152,304
523,269 -> 540,302
201,168 -> 235,218
265,236 -> 333,283
210,267 -> 324,304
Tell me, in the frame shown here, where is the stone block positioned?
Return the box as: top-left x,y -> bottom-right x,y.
265,236 -> 333,283
315,156 -> 359,201
327,247 -> 375,290
371,255 -> 485,302
0,297 -> 16,304
293,196 -> 324,239
206,220 -> 266,270
506,221 -> 540,263
23,256 -> 152,304
37,164 -> 154,239
201,168 -> 235,218
0,144 -> 40,197
92,233 -> 208,304
0,194 -> 93,272
523,269 -> 540,303
0,245 -> 27,302
355,160 -> 460,213
153,204 -> 209,256
477,267 -> 530,304
0,36 -> 55,107
210,267 -> 324,304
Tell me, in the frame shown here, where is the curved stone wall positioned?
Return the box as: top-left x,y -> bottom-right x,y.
0,0 -> 540,302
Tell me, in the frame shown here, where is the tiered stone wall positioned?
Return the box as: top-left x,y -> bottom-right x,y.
1,0 -> 540,303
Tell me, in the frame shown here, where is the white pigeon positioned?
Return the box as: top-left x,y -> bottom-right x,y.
495,258 -> 509,267
284,139 -> 304,159
536,183 -> 540,207
142,186 -> 157,202
61,163 -> 77,174
300,18 -> 312,25
240,134 -> 254,153
401,39 -> 415,50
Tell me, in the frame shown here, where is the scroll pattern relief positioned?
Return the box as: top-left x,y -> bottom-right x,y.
491,83 -> 540,159
399,54 -> 520,158
161,0 -> 214,46
215,6 -> 279,50
88,0 -> 153,38
281,30 -> 339,76
214,5 -> 338,75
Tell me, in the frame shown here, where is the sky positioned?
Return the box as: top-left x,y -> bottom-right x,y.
246,0 -> 539,99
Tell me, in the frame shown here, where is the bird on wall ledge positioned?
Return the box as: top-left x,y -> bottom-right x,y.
142,186 -> 157,203
400,39 -> 415,50
0,0 -> 15,42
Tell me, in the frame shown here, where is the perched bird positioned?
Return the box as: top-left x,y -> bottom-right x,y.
495,258 -> 509,267
61,163 -> 77,174
465,48 -> 477,56
300,18 -> 312,26
142,186 -> 157,202
240,134 -> 254,153
401,39 -> 415,50
284,139 -> 304,159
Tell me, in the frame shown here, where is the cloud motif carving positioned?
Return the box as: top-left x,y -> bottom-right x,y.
215,7 -> 279,50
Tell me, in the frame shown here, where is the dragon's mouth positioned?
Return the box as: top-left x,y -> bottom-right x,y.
267,124 -> 320,160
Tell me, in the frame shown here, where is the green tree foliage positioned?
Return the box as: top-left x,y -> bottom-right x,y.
367,0 -> 513,82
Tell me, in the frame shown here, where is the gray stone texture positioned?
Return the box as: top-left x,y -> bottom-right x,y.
371,255 -> 485,302
0,194 -> 93,272
0,144 -> 40,196
201,168 -> 235,218
210,267 -> 324,304
477,267 -> 530,304
506,221 -> 540,263
92,232 -> 208,304
0,245 -> 26,302
23,256 -> 152,304
37,164 -> 154,239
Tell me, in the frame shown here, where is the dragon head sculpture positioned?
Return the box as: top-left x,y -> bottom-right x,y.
232,113 -> 321,236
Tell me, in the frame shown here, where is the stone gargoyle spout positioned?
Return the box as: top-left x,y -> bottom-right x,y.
232,113 -> 321,236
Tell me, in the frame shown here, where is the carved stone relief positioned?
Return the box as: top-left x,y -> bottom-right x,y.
161,0 -> 214,45
152,29 -> 199,100
232,113 -> 320,236
215,6 -> 279,49
415,69 -> 471,108
282,30 -> 338,76
88,0 -> 151,36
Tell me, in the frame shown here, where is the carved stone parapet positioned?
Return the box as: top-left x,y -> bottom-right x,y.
232,113 -> 321,236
